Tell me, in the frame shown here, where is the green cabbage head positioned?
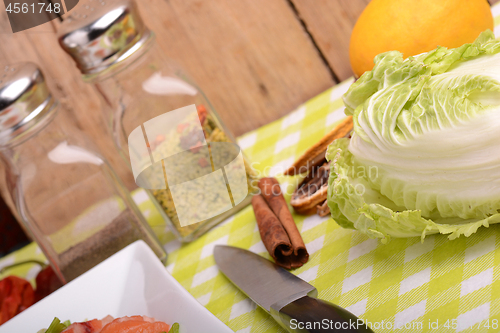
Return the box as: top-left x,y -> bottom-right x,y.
327,30 -> 500,243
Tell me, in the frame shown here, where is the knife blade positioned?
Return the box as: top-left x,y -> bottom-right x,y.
214,245 -> 374,333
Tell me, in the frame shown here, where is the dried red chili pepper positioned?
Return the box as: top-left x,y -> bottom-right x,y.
198,157 -> 210,168
156,134 -> 165,143
0,260 -> 63,325
197,105 -> 207,125
190,141 -> 203,153
177,123 -> 189,133
34,265 -> 63,303
0,276 -> 34,324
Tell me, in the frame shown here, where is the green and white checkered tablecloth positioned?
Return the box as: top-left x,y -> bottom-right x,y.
4,5 -> 500,332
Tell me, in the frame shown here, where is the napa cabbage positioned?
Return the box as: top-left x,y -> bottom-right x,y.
327,30 -> 500,242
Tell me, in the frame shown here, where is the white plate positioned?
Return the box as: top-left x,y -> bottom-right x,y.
0,241 -> 233,333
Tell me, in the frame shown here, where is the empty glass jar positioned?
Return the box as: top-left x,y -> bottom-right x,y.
58,0 -> 258,242
0,62 -> 166,283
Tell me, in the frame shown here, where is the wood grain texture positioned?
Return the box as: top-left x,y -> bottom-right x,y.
290,0 -> 369,81
0,0 -> 336,233
131,0 -> 335,136
41,0 -> 334,137
292,0 -> 500,81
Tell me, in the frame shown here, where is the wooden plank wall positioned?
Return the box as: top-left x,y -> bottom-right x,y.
0,0 -> 367,138
290,0 -> 369,81
0,0 -> 365,225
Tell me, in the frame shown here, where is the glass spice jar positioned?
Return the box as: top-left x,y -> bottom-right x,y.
0,62 -> 166,283
58,0 -> 258,242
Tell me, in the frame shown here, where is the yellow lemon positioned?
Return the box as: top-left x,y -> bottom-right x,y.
349,0 -> 494,77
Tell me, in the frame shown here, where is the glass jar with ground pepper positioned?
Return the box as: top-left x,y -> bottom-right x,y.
0,62 -> 166,283
58,0 -> 258,241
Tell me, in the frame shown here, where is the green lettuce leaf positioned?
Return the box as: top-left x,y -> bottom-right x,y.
38,318 -> 70,333
326,139 -> 500,243
168,323 -> 180,333
344,30 -> 500,115
327,30 -> 500,241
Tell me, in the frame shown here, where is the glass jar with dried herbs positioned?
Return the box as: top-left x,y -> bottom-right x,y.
58,0 -> 258,242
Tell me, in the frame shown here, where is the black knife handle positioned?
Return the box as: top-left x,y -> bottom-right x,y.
276,296 -> 375,333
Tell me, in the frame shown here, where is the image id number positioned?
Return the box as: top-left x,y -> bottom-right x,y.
6,3 -> 61,14
441,319 -> 499,330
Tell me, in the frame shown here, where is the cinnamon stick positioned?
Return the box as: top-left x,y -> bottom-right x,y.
253,177 -> 309,269
252,195 -> 293,261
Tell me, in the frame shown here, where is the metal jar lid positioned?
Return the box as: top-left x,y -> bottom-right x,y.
58,0 -> 150,76
0,63 -> 55,146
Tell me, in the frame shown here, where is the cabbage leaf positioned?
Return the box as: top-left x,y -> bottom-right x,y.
327,30 -> 500,242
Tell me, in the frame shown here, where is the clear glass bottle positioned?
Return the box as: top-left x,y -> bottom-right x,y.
58,0 -> 258,242
0,62 -> 166,283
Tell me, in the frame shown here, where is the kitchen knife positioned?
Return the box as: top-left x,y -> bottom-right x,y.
214,245 -> 374,333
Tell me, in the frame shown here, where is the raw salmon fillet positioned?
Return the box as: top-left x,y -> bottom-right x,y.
62,316 -> 112,333
101,316 -> 170,333
61,315 -> 170,333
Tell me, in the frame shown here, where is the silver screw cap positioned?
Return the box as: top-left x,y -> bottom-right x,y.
58,0 -> 150,76
0,63 -> 55,146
